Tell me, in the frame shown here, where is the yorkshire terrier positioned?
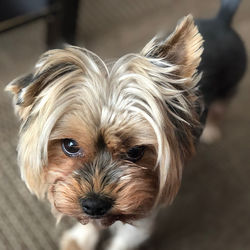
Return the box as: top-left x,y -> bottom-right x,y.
6,0 -> 246,249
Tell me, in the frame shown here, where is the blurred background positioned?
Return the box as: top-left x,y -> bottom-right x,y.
0,0 -> 249,249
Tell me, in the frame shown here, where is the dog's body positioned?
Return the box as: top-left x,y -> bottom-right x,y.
197,0 -> 247,142
6,0 -> 246,250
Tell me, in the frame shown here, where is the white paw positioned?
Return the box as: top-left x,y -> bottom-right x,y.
60,223 -> 99,250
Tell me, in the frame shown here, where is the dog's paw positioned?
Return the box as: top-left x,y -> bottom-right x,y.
59,223 -> 99,250
200,124 -> 221,144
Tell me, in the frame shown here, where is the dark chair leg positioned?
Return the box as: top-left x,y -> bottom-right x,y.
46,0 -> 80,49
61,0 -> 79,45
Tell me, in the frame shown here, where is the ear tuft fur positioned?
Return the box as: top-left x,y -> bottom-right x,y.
142,14 -> 204,82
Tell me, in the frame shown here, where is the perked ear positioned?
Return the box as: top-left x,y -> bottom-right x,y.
139,15 -> 203,205
141,14 -> 203,81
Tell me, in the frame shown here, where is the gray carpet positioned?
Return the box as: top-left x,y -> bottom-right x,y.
0,0 -> 249,249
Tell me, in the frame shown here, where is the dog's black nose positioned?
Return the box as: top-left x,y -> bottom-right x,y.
80,194 -> 113,217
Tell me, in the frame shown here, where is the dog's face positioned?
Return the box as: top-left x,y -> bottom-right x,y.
6,15 -> 203,226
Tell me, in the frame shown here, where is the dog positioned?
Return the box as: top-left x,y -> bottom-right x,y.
5,0 -> 246,249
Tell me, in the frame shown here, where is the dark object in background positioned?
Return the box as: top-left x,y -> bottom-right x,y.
0,0 -> 80,48
196,0 -> 247,107
0,0 -> 49,22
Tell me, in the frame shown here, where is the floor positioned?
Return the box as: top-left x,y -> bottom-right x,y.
0,0 -> 249,249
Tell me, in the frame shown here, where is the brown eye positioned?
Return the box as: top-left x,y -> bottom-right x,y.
125,145 -> 145,162
61,139 -> 83,157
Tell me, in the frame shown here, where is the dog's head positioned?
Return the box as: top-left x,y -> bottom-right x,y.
6,15 -> 203,226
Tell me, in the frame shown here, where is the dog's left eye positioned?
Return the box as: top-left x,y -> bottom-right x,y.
61,139 -> 83,157
124,145 -> 145,162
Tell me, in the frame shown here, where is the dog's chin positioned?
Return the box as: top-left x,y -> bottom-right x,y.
77,215 -> 117,227
77,213 -> 141,227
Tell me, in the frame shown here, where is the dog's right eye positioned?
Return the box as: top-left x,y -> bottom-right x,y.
124,145 -> 146,163
61,139 -> 83,157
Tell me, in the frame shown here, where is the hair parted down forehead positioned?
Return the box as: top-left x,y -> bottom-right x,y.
6,15 -> 203,204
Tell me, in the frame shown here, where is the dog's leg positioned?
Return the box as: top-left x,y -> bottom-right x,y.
200,100 -> 229,144
106,217 -> 154,250
60,223 -> 100,250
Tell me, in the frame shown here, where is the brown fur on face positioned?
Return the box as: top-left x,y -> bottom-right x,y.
50,157 -> 158,226
46,112 -> 159,225
6,15 -> 203,224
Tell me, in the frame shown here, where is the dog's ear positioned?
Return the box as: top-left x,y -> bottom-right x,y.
5,49 -> 82,120
141,14 -> 203,81
140,15 -> 204,205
